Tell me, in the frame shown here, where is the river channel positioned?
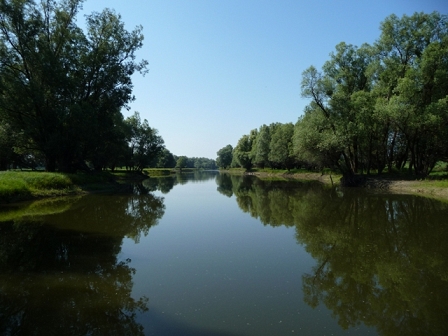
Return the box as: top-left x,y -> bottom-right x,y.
0,171 -> 447,335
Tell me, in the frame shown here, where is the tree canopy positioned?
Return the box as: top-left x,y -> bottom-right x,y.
0,0 -> 152,172
223,11 -> 448,182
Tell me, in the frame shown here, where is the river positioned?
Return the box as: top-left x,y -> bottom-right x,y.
0,171 -> 447,335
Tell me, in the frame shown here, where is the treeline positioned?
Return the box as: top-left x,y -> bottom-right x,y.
217,12 -> 448,182
174,156 -> 217,170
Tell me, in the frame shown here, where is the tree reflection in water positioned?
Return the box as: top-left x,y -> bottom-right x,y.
0,189 -> 165,335
217,173 -> 448,336
143,170 -> 219,194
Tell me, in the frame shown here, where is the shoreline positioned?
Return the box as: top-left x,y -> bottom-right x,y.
2,170 -> 448,205
244,171 -> 448,202
0,170 -> 149,205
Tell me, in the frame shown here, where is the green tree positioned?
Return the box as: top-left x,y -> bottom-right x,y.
176,156 -> 188,170
156,148 -> 176,168
269,123 -> 295,170
125,112 -> 164,172
233,130 -> 257,170
216,144 -> 233,169
0,120 -> 18,170
251,124 -> 272,168
298,42 -> 375,183
374,12 -> 448,176
0,0 -> 147,172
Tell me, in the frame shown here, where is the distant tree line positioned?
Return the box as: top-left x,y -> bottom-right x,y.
174,156 -> 217,170
216,12 -> 448,183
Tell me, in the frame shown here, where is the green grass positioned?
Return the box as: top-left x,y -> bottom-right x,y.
248,167 -> 340,176
0,171 -> 120,203
225,168 -> 246,173
176,168 -> 196,172
143,168 -> 172,176
419,179 -> 448,188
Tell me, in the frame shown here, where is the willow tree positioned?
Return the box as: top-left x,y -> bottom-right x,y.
374,12 -> 448,176
269,123 -> 295,170
0,0 -> 147,172
296,12 -> 448,180
297,42 -> 375,182
233,129 -> 257,170
125,112 -> 164,172
216,144 -> 233,169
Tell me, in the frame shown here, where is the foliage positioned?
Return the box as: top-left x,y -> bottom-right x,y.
216,144 -> 233,169
176,156 -> 188,170
233,130 -> 257,170
155,149 -> 176,168
124,112 -> 164,172
269,123 -> 295,170
0,0 -> 148,172
224,11 -> 448,181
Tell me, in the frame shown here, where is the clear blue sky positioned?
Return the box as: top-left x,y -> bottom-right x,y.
79,0 -> 447,159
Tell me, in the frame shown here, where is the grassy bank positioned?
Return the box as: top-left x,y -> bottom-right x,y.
143,168 -> 172,176
0,170 -> 146,203
225,167 -> 448,201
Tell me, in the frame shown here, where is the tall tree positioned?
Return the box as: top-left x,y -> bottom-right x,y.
374,12 -> 448,175
156,148 -> 176,168
298,42 -> 376,181
125,112 -> 164,172
176,156 -> 187,170
269,123 -> 295,170
216,144 -> 233,169
251,124 -> 273,169
0,0 -> 147,172
233,130 -> 257,170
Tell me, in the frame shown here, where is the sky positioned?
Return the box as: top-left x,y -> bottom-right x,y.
78,0 -> 447,159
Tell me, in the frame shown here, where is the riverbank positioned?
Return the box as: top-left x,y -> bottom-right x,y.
242,170 -> 448,202
0,170 -> 148,204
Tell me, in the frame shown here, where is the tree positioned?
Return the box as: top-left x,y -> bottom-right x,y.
0,0 -> 147,172
233,130 -> 257,170
373,12 -> 448,176
299,42 -> 376,182
269,123 -> 295,170
156,149 -> 176,168
216,145 -> 233,169
251,124 -> 272,168
192,157 -> 216,169
125,112 -> 164,172
176,156 -> 188,170
0,120 -> 17,170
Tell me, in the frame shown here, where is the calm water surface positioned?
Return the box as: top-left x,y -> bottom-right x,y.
1,171 -> 447,335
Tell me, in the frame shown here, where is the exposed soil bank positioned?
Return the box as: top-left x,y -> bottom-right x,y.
245,171 -> 448,201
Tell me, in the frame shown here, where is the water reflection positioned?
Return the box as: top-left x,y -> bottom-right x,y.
143,170 -> 219,194
216,173 -> 448,336
0,189 -> 165,335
